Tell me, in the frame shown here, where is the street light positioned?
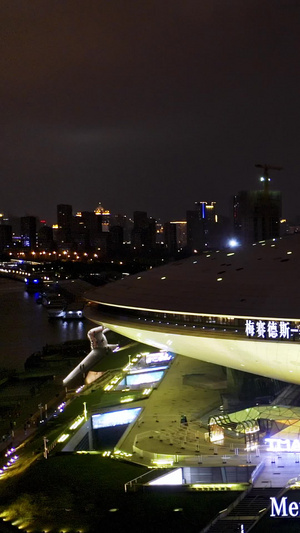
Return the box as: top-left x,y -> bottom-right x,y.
43,436 -> 49,459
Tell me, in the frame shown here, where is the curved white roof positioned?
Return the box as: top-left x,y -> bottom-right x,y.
86,234 -> 300,319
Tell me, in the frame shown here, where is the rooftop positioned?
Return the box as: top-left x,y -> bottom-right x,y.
86,234 -> 300,320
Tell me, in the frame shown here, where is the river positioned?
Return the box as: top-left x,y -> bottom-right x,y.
0,279 -> 93,370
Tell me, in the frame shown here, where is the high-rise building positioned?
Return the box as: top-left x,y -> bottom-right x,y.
73,211 -> 99,249
233,190 -> 282,244
0,225 -> 12,251
155,222 -> 164,245
186,202 -> 218,252
131,211 -> 156,250
20,216 -> 37,249
163,222 -> 177,253
169,221 -> 187,249
37,225 -> 54,251
94,203 -> 110,233
110,214 -> 133,243
57,204 -> 73,246
109,225 -> 124,254
57,204 -> 73,229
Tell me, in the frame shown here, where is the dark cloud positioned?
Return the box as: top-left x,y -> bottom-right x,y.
1,0 -> 300,223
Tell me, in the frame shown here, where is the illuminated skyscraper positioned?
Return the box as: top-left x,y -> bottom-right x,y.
186,201 -> 218,252
20,216 -> 37,249
94,203 -> 110,232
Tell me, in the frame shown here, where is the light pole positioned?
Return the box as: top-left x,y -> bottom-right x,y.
43,436 -> 49,459
38,403 -> 43,422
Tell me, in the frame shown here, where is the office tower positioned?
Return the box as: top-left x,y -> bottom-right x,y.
73,211 -> 98,249
57,204 -> 73,229
110,225 -> 124,254
132,211 -> 148,248
163,222 -> 177,253
20,216 -> 37,249
37,225 -> 54,251
155,222 -> 164,245
111,214 -> 133,243
131,211 -> 156,250
186,201 -> 218,252
169,221 -> 187,249
94,203 -> 110,232
57,204 -> 73,246
0,225 -> 12,251
233,190 -> 282,244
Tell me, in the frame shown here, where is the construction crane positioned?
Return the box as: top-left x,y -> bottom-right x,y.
255,164 -> 283,194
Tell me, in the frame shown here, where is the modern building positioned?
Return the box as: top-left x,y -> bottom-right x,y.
37,224 -> 54,251
110,213 -> 132,243
186,201 -> 218,252
57,204 -> 73,246
94,202 -> 110,232
169,221 -> 187,249
109,225 -> 124,254
131,211 -> 156,250
84,233 -> 300,385
163,222 -> 177,253
20,216 -> 37,249
57,204 -> 73,229
73,210 -> 105,250
233,189 -> 282,245
0,224 -> 12,251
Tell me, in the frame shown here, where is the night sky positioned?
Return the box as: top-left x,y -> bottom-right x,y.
1,0 -> 300,224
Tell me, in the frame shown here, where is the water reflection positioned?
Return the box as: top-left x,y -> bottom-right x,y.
0,279 -> 91,370
55,319 -> 85,338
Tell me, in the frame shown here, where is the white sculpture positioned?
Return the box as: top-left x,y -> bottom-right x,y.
63,325 -> 119,385
87,325 -> 118,351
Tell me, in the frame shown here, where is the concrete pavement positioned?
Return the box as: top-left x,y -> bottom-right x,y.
116,354 -> 300,488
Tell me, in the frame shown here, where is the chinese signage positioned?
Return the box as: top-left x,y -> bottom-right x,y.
265,437 -> 300,452
245,319 -> 291,340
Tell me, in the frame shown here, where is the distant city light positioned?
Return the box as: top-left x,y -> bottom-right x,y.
228,239 -> 239,248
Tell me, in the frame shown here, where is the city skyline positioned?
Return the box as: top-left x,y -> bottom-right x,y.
1,1 -> 300,223
0,188 -> 289,228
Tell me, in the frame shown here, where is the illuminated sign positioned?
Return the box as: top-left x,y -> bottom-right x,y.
270,497 -> 300,517
265,438 -> 300,452
125,370 -> 164,386
245,320 -> 292,340
92,408 -> 141,429
145,351 -> 172,364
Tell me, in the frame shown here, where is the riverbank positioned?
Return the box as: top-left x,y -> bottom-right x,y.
0,279 -> 91,371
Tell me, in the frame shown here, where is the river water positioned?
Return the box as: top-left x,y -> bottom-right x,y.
0,279 -> 93,370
